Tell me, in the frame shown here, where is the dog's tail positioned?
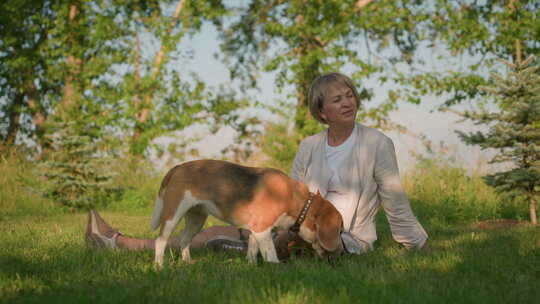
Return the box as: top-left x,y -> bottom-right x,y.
150,166 -> 177,231
150,196 -> 164,231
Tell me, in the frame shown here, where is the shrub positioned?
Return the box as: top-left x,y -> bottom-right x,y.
104,157 -> 162,213
40,123 -> 120,211
0,151 -> 59,217
403,156 -> 525,224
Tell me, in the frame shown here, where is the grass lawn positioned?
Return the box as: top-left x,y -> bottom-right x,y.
1,211 -> 538,304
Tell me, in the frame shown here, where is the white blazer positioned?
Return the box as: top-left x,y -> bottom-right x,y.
291,123 -> 428,249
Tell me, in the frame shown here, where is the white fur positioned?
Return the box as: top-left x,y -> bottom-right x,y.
299,225 -> 315,243
154,191 -> 213,267
299,225 -> 326,258
247,233 -> 260,263
248,227 -> 280,263
150,197 -> 164,231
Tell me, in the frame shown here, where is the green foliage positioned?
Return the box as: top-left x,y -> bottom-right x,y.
1,146 -> 169,216
403,156 -> 525,225
399,0 -> 540,107
120,0 -> 244,157
257,99 -> 325,172
0,0 -> 254,162
258,102 -> 304,172
104,156 -> 162,214
219,0 -> 430,137
457,55 -> 540,223
0,151 -> 59,218
40,122 -> 119,211
0,0 -> 56,144
206,88 -> 262,162
0,0 -> 144,147
260,121 -> 300,173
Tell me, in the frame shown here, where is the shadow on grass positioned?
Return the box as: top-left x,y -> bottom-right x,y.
1,220 -> 539,304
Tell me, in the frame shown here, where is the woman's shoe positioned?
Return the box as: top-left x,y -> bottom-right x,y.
85,210 -> 121,249
204,235 -> 248,252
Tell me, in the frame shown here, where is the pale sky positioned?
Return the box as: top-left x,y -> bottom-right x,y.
156,20 -> 496,174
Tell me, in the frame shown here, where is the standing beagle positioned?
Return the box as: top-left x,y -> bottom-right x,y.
151,159 -> 344,267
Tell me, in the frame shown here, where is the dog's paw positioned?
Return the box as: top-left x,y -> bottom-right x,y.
154,262 -> 164,271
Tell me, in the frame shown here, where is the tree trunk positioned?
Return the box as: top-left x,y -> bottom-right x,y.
295,66 -> 320,133
62,4 -> 80,109
135,32 -> 141,102
293,14 -> 322,135
131,0 -> 186,154
530,196 -> 537,225
26,80 -> 46,140
5,93 -> 24,147
355,0 -> 374,10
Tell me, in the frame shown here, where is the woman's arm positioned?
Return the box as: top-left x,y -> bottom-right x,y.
374,136 -> 428,249
373,137 -> 407,201
290,140 -> 307,182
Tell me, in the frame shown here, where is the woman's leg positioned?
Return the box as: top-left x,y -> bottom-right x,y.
85,210 -> 296,260
115,229 -> 249,251
85,210 -> 249,252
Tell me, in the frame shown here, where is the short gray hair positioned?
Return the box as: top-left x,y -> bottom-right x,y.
308,72 -> 360,124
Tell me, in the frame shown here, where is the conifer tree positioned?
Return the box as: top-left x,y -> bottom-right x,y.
41,121 -> 117,211
457,55 -> 540,224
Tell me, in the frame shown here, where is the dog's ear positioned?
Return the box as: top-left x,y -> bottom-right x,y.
316,207 -> 343,253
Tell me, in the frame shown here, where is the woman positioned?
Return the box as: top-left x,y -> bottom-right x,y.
86,72 -> 427,257
291,72 -> 427,251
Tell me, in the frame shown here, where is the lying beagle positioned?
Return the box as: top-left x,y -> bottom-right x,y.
151,159 -> 344,267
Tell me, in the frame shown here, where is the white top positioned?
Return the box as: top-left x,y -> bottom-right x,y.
325,125 -> 357,222
325,126 -> 356,187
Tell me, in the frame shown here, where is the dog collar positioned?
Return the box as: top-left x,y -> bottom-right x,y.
289,192 -> 314,235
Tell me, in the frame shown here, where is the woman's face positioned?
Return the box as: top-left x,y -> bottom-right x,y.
320,83 -> 358,127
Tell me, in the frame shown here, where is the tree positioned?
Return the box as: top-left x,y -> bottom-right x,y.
123,0 -> 243,157
457,54 -> 540,224
1,0 -> 253,161
0,0 -> 137,153
41,121 -> 118,210
219,0 -> 432,138
398,0 -> 540,107
0,0 -> 58,150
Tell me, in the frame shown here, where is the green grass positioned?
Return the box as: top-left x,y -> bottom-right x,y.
1,154 -> 539,303
1,212 -> 538,303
